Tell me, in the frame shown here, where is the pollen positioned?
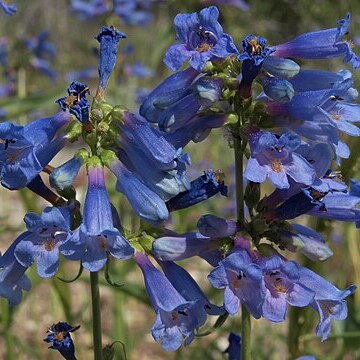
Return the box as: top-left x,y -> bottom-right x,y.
214,170 -> 225,184
44,238 -> 57,251
64,95 -> 78,107
346,39 -> 355,49
270,159 -> 283,173
196,42 -> 213,53
248,38 -> 263,55
330,112 -> 342,121
53,332 -> 65,341
274,281 -> 287,293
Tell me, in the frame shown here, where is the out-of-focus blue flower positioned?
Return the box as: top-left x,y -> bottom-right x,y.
57,81 -> 90,123
203,0 -> 249,11
0,233 -> 31,306
0,1 -> 16,16
0,37 -> 8,67
0,112 -> 72,189
135,252 -> 206,351
244,130 -> 315,189
29,57 -> 57,80
44,322 -> 80,360
298,266 -> 356,341
224,333 -> 241,360
70,0 -> 108,20
96,26 -> 126,92
258,257 -> 315,322
135,87 -> 150,104
113,0 -> 153,26
272,13 -> 360,69
25,32 -> 56,59
158,260 -> 225,315
61,164 -> 134,271
208,249 -> 266,318
124,62 -> 154,78
152,232 -> 223,262
164,6 -> 238,71
14,206 -> 73,278
167,169 -> 228,211
66,67 -> 98,83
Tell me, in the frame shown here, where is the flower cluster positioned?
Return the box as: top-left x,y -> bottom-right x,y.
0,4 -> 359,357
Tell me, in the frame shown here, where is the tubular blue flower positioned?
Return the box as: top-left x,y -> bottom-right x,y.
0,233 -> 31,306
124,62 -> 154,78
157,78 -> 224,133
158,260 -> 225,315
164,6 -> 238,71
113,0 -> 153,26
278,224 -> 333,262
238,35 -> 274,94
118,112 -> 179,171
307,190 -> 360,224
197,214 -> 238,238
164,113 -> 226,149
0,1 -> 16,16
29,57 -> 57,80
208,249 -> 266,318
203,0 -> 249,10
271,13 -> 360,69
140,67 -> 199,123
117,144 -> 190,201
96,26 -> 126,92
70,0 -> 108,20
49,154 -> 85,191
244,130 -> 315,189
25,32 -> 56,60
167,170 -> 228,211
61,164 -> 134,271
14,206 -> 73,278
257,257 -> 315,322
44,322 -> 80,360
262,56 -> 300,79
135,253 -> 206,351
56,81 -> 90,123
109,158 -> 169,224
0,112 -> 72,189
224,332 -> 241,360
152,232 -> 223,262
261,76 -> 294,103
298,266 -> 356,341
27,175 -> 64,205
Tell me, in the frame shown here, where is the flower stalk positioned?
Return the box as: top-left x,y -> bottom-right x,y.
90,271 -> 103,360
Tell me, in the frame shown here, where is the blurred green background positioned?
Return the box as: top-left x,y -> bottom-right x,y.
1,0 -> 360,359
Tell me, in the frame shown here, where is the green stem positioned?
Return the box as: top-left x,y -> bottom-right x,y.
233,136 -> 251,360
288,306 -> 302,358
90,272 -> 103,360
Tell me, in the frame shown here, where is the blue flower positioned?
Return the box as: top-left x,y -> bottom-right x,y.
135,253 -> 206,351
0,112 -> 72,189
61,164 -> 134,271
224,332 -> 241,360
109,158 -> 169,224
203,0 -> 249,11
167,170 -> 228,211
25,32 -> 56,60
0,233 -> 31,306
14,206 -> 73,278
164,6 -> 238,71
0,1 -> 16,16
140,67 -> 199,123
244,130 -> 315,189
158,260 -> 225,315
298,267 -> 356,341
44,322 -> 80,360
96,26 -> 126,92
124,62 -> 154,78
208,249 -> 266,318
272,13 -> 360,69
152,232 -> 223,263
56,81 -> 90,123
70,0 -> 108,20
49,153 -> 85,191
257,257 -> 315,322
197,214 -> 238,238
113,0 -> 153,26
237,35 -> 274,95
